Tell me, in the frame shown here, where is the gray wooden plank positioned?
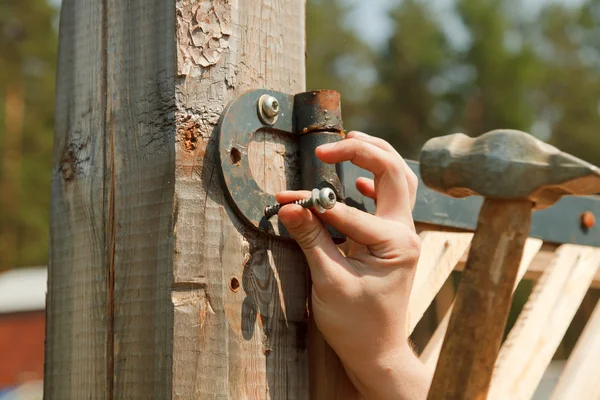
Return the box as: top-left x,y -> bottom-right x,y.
45,0 -> 109,398
105,0 -> 176,397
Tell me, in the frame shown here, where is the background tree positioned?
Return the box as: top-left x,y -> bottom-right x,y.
535,2 -> 600,166
366,0 -> 600,164
306,0 -> 374,129
0,1 -> 57,269
367,0 -> 454,158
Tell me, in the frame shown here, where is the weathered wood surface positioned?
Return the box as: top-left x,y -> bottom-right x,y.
454,242 -> 600,289
551,297 -> 600,400
488,245 -> 600,400
308,303 -> 359,399
46,1 -> 344,398
108,1 -> 175,397
45,2 -> 109,398
174,1 -> 305,397
427,199 -> 532,400
420,238 -> 542,371
408,231 -> 473,334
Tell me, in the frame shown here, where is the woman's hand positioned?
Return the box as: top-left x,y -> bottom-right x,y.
277,131 -> 431,399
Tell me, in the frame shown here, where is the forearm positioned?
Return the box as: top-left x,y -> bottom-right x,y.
344,344 -> 432,400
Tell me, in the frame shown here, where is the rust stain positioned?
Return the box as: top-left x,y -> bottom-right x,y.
183,126 -> 198,151
302,89 -> 341,110
60,150 -> 76,181
257,313 -> 265,333
581,211 -> 596,229
261,329 -> 272,357
199,306 -> 206,329
295,90 -> 343,134
177,115 -> 202,152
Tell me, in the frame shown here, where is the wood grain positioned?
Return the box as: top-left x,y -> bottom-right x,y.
309,300 -> 360,399
47,1 -> 325,398
408,231 -> 473,334
106,1 -> 175,397
455,242 -> 600,289
45,1 -> 109,398
551,297 -> 600,400
488,245 -> 600,400
172,1 -> 319,399
427,199 -> 532,400
420,238 -> 543,370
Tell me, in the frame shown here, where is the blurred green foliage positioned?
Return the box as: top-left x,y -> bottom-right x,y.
0,0 -> 57,269
2,0 -> 600,269
309,0 -> 600,164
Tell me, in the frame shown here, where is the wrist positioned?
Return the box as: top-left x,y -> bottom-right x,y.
343,343 -> 432,400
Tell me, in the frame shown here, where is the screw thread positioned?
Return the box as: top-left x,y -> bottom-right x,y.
264,198 -> 314,219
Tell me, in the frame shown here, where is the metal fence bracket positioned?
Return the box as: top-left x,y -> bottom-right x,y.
217,89 -> 346,242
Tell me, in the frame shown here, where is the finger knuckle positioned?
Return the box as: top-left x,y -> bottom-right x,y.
295,223 -> 326,250
403,231 -> 422,266
350,138 -> 367,157
382,228 -> 421,268
407,169 -> 419,190
384,154 -> 404,175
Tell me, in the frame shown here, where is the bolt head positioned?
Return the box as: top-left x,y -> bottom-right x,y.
311,188 -> 336,214
319,188 -> 337,210
258,94 -> 280,125
263,96 -> 280,117
311,189 -> 326,213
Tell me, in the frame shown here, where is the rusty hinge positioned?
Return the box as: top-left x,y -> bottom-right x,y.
217,89 -> 346,242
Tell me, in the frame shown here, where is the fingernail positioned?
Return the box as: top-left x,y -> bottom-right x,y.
317,142 -> 337,151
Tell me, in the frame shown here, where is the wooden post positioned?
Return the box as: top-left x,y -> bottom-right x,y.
45,0 -> 355,398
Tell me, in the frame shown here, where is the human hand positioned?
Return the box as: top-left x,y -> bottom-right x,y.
277,131 -> 431,399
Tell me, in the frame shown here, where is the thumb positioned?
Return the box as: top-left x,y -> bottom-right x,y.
278,204 -> 347,281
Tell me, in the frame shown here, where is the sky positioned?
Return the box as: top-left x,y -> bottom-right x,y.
345,0 -> 588,49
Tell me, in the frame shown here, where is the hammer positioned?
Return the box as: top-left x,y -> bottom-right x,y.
419,129 -> 600,399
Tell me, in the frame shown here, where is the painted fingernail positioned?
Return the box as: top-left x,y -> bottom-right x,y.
317,142 -> 337,151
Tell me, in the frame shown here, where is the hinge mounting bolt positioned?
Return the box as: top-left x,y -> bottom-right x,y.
258,94 -> 280,125
264,188 -> 337,219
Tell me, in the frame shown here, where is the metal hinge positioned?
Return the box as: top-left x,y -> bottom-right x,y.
217,89 -> 347,242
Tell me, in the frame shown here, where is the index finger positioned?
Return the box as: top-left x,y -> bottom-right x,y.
316,138 -> 412,223
346,131 -> 418,210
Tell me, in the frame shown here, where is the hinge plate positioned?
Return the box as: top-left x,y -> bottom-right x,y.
218,89 -> 295,239
217,89 -> 345,241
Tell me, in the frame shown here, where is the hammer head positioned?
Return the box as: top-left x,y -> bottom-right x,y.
419,129 -> 600,209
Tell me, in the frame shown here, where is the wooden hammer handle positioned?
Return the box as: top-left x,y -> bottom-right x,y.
427,199 -> 532,400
